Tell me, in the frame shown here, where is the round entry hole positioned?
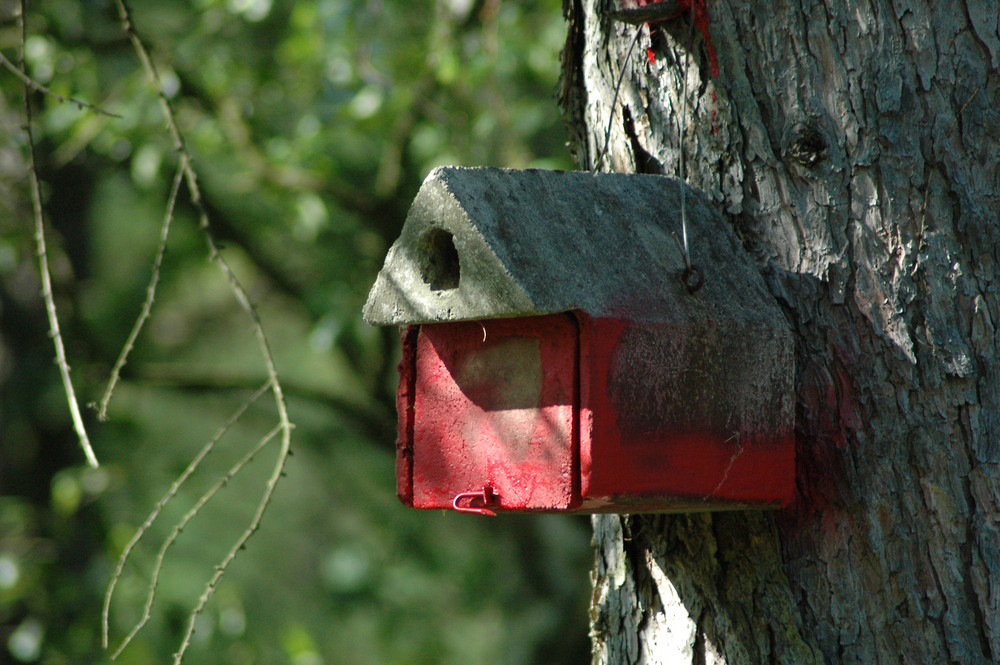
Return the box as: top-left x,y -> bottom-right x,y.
418,227 -> 460,291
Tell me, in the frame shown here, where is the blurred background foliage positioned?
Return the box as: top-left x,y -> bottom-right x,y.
0,0 -> 590,663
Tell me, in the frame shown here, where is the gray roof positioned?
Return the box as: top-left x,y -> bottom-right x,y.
363,167 -> 784,330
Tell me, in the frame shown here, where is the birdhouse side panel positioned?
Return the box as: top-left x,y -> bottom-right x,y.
396,326 -> 419,506
578,316 -> 794,508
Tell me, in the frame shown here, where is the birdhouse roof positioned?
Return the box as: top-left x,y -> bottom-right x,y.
363,167 -> 784,330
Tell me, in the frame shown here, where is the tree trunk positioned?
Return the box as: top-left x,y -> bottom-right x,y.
560,1 -> 1000,663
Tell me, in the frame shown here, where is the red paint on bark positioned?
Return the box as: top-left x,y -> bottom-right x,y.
633,0 -> 720,77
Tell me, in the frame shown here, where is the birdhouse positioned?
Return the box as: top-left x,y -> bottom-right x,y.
363,167 -> 794,514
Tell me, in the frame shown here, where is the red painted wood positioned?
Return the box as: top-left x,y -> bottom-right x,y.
395,326 -> 419,505
578,316 -> 794,509
397,312 -> 794,514
407,315 -> 580,511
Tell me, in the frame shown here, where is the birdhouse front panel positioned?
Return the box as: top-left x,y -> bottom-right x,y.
400,314 -> 581,513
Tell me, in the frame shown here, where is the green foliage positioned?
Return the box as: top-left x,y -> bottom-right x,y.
1,1 -> 587,663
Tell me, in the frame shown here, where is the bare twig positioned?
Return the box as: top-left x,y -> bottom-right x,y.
18,0 -> 99,468
101,380 -> 272,651
106,1 -> 294,660
0,49 -> 121,118
172,422 -> 287,664
133,416 -> 279,660
96,164 -> 184,420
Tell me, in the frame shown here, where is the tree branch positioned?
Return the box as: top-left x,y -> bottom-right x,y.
104,2 -> 295,661
102,380 -> 272,653
96,164 -> 183,420
0,49 -> 120,118
18,0 -> 99,468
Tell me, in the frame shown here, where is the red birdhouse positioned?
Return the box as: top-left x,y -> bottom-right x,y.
364,167 -> 793,514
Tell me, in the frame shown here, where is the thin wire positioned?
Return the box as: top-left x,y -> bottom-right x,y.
678,4 -> 697,269
594,25 -> 643,172
601,3 -> 700,273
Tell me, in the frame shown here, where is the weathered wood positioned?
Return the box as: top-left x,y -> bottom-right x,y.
365,166 -> 796,513
562,0 -> 1000,663
362,167 -> 780,327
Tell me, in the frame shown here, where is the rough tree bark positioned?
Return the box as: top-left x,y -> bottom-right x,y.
559,1 -> 999,663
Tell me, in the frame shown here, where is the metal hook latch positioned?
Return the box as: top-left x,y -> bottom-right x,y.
453,485 -> 499,516
681,264 -> 704,293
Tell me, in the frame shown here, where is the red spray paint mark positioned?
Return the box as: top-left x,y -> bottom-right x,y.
633,0 -> 719,77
